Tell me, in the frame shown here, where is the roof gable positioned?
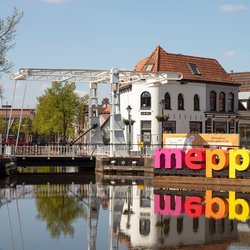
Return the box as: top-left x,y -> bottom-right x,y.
135,46 -> 236,85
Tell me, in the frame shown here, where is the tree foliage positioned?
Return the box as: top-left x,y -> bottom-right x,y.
0,8 -> 23,74
33,82 -> 88,142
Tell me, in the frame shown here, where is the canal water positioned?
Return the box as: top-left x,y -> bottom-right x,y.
1,168 -> 250,249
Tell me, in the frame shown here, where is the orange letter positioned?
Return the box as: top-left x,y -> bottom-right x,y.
205,190 -> 228,219
206,149 -> 229,178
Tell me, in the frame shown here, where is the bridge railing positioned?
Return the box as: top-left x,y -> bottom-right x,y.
1,144 -> 158,157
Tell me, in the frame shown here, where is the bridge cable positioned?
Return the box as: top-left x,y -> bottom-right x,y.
6,79 -> 17,144
15,190 -> 25,250
7,202 -> 15,250
15,81 -> 27,153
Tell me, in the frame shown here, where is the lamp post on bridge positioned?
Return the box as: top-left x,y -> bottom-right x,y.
159,100 -> 166,148
126,105 -> 132,153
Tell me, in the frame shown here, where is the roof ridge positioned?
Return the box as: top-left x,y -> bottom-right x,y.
167,52 -> 218,61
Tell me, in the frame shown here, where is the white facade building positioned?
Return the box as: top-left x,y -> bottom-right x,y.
120,46 -> 240,147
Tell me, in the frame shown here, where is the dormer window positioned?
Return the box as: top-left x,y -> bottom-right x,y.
144,63 -> 154,71
188,63 -> 201,76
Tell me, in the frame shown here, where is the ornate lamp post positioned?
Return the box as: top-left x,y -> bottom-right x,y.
159,100 -> 166,148
126,105 -> 132,151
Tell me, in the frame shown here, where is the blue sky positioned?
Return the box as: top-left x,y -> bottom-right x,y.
1,0 -> 250,108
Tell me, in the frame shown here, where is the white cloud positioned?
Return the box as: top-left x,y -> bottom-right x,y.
220,4 -> 247,13
42,0 -> 65,3
75,89 -> 88,97
223,50 -> 236,57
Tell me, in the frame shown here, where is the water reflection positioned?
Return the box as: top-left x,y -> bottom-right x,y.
1,176 -> 250,249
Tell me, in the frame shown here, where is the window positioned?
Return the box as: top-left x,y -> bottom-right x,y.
219,92 -> 225,112
194,94 -> 200,111
205,118 -> 212,133
190,122 -> 202,133
141,121 -> 151,145
178,93 -> 184,110
228,93 -> 234,112
177,217 -> 183,234
188,63 -> 201,75
144,63 -> 154,71
163,121 -> 176,133
210,91 -> 217,111
141,91 -> 151,109
213,121 -> 227,133
139,219 -> 150,236
164,92 -> 171,110
193,218 -> 199,233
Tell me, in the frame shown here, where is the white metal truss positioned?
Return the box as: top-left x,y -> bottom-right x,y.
10,68 -> 183,156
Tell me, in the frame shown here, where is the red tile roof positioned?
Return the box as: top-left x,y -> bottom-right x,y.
229,72 -> 250,92
135,46 -> 237,85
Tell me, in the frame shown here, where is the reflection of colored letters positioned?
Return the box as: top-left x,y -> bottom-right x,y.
154,190 -> 250,221
154,148 -> 250,179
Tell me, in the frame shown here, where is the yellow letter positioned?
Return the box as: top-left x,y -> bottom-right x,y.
229,191 -> 250,221
229,150 -> 250,178
206,149 -> 228,178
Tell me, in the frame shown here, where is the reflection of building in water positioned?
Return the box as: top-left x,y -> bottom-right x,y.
109,186 -> 238,249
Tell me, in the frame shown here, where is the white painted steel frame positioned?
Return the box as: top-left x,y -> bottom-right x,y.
10,68 -> 183,156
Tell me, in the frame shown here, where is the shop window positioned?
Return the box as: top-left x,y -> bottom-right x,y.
141,121 -> 151,145
190,122 -> 202,133
218,218 -> 225,233
164,92 -> 171,110
178,94 -> 184,110
194,94 -> 200,111
163,121 -> 176,134
219,92 -> 226,112
210,91 -> 217,111
213,121 -> 227,133
228,93 -> 234,112
205,118 -> 212,133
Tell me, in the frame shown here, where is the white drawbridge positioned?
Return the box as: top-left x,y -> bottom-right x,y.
10,68 -> 183,156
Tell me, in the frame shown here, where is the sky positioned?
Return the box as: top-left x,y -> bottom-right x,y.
0,0 -> 250,108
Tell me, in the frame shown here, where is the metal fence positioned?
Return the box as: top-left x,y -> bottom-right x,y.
1,143 -> 245,158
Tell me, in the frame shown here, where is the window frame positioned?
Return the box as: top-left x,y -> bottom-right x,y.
178,93 -> 184,110
164,92 -> 171,110
140,91 -> 151,110
210,91 -> 217,112
219,92 -> 226,112
194,94 -> 200,111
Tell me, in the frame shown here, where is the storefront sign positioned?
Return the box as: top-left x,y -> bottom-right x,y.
154,148 -> 249,179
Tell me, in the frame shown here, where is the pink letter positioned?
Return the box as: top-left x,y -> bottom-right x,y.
154,194 -> 184,216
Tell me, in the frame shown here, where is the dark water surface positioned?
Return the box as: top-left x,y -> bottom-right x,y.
1,169 -> 250,250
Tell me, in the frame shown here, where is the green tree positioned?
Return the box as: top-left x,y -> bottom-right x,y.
0,8 -> 23,74
0,116 -> 6,134
33,82 -> 86,143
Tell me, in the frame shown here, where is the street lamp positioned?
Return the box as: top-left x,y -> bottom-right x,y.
2,102 -> 12,135
159,100 -> 166,148
126,105 -> 132,152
